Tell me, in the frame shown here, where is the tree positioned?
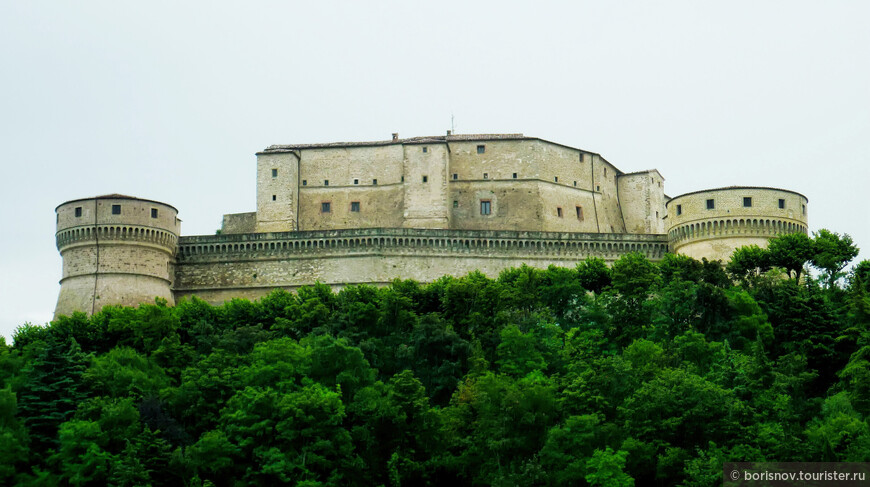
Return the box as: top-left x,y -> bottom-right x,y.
811,230 -> 859,289
767,233 -> 814,281
726,245 -> 771,283
577,257 -> 612,294
585,447 -> 635,487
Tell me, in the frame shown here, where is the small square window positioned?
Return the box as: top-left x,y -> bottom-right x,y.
480,200 -> 491,215
324,180 -> 329,186
321,202 -> 331,213
350,201 -> 360,212
373,179 -> 378,185
743,197 -> 752,207
576,206 -> 583,220
779,199 -> 785,209
579,153 -> 584,162
354,179 -> 359,185
512,173 -> 517,179
422,175 -> 428,183
557,207 -> 563,218
302,180 -> 307,186
554,177 -> 558,183
422,147 -> 428,153
112,204 -> 121,215
677,204 -> 682,215
477,145 -> 485,154
271,168 -> 278,178
453,173 -> 458,180
75,207 -> 82,217
453,200 -> 458,208
483,173 -> 488,180
272,195 -> 276,201
151,208 -> 158,218
706,199 -> 715,210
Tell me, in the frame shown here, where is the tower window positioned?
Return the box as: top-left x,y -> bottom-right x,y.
75,207 -> 82,217
321,202 -> 331,213
453,173 -> 458,180
480,200 -> 491,215
779,199 -> 785,209
401,176 -> 404,182
802,204 -> 806,214
743,197 -> 752,207
576,206 -> 583,220
324,180 -> 329,186
579,153 -> 584,162
554,176 -> 558,183
354,179 -> 359,185
557,207 -> 563,217
422,147 -> 428,153
512,173 -> 517,179
453,200 -> 458,208
677,204 -> 682,215
271,168 -> 278,178
477,145 -> 485,154
112,204 -> 121,215
573,181 -> 577,187
350,201 -> 360,212
706,199 -> 715,210
422,175 -> 428,183
596,185 -> 600,192
272,195 -> 276,201
604,168 -> 607,177
483,173 -> 488,179
151,208 -> 158,218
302,180 -> 307,186
373,179 -> 378,185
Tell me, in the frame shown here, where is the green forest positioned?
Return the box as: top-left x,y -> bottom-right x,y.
1,230 -> 869,486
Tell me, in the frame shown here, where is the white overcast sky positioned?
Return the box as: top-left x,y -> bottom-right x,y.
1,1 -> 868,340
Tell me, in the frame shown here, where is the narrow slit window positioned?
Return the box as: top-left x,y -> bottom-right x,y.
112,204 -> 121,215
350,201 -> 360,212
272,195 -> 276,201
480,200 -> 491,215
75,207 -> 82,217
579,153 -> 584,162
677,204 -> 682,215
554,176 -> 558,183
557,207 -> 563,218
422,175 -> 428,183
573,181 -> 577,187
576,206 -> 583,220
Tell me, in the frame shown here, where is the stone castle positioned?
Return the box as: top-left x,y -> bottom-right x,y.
54,133 -> 809,318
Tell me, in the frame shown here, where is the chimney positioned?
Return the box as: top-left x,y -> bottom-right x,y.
446,130 -> 452,136
392,133 -> 399,142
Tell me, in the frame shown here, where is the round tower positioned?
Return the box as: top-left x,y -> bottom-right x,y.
54,195 -> 180,319
666,186 -> 808,262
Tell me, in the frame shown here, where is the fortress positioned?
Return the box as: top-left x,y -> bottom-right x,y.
54,133 -> 809,318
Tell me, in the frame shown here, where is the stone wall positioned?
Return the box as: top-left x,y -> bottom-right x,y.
173,228 -> 669,305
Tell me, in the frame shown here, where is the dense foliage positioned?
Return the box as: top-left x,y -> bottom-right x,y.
2,229 -> 868,486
